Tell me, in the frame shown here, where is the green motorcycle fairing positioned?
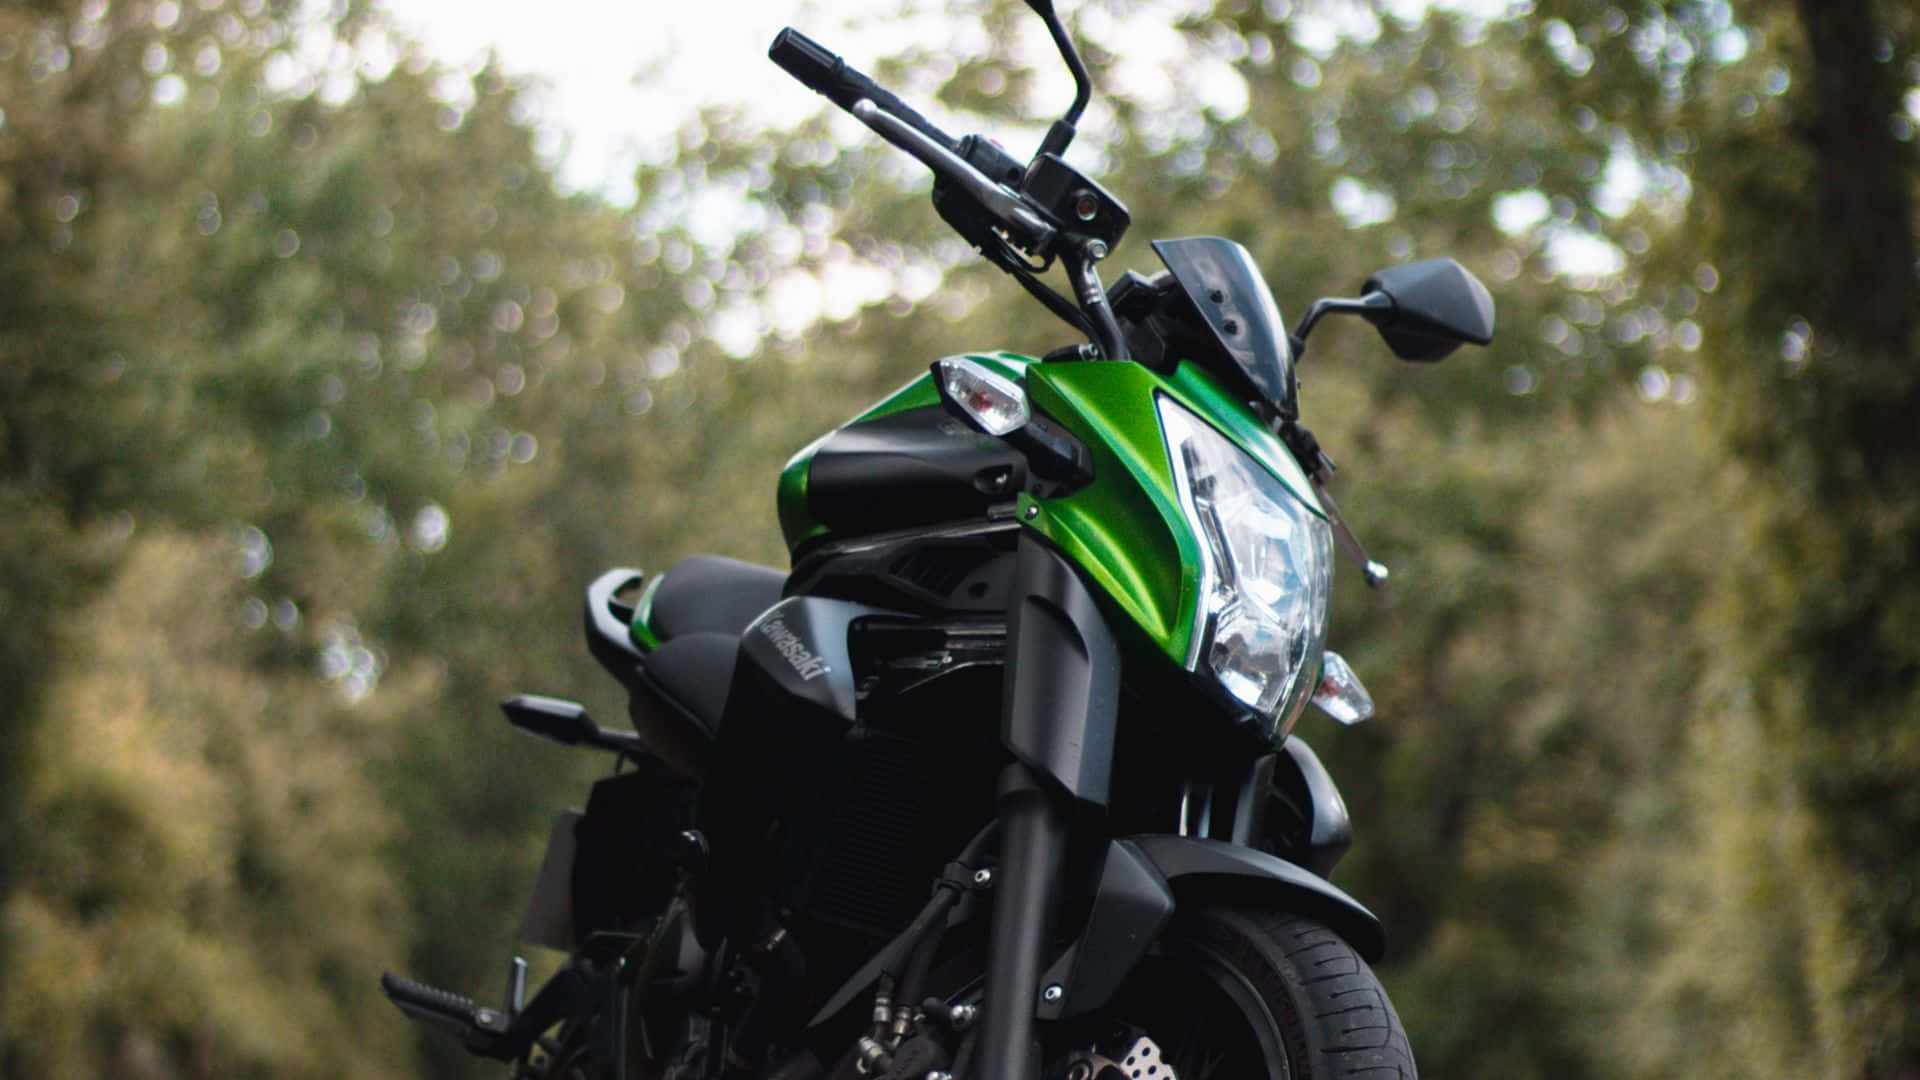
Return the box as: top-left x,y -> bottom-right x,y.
768,350 -> 1325,674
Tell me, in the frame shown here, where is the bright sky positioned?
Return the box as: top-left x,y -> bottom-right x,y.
375,0 -> 898,203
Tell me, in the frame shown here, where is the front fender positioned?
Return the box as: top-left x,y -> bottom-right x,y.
1038,835 -> 1383,1020
1132,835 -> 1383,960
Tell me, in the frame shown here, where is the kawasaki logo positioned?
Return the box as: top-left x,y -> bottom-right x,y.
758,617 -> 830,681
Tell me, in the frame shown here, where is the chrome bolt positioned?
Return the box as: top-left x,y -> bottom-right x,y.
1042,984 -> 1063,1003
972,868 -> 993,886
1023,505 -> 1039,521
1074,191 -> 1099,221
1085,239 -> 1109,260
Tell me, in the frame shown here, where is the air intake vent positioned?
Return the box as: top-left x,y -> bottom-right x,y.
887,545 -> 988,600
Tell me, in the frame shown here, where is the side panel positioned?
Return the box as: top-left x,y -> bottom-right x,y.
694,595 -> 897,943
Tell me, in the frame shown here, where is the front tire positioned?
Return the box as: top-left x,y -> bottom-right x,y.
1088,906 -> 1415,1079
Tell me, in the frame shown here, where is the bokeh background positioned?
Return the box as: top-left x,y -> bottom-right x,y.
2,0 -> 1915,1075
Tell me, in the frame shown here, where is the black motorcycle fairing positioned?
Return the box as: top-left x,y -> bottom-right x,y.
1152,236 -> 1299,419
786,517 -> 1022,615
1002,533 -> 1121,806
1034,838 -> 1174,1021
806,405 -> 1028,540
738,595 -> 875,721
695,594 -> 905,947
1128,834 -> 1384,960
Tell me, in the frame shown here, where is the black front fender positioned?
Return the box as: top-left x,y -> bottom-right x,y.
1131,835 -> 1383,960
1038,835 -> 1384,1020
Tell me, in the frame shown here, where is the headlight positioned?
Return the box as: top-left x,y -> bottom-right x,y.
1158,394 -> 1333,742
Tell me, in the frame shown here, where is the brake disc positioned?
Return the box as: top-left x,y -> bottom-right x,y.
1066,1032 -> 1176,1080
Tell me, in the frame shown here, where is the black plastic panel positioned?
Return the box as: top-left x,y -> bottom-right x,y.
1129,834 -> 1384,960
1002,534 -> 1121,805
788,518 -> 1021,614
807,406 -> 1027,537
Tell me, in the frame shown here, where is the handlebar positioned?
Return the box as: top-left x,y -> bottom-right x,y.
769,27 -> 1057,256
768,26 -> 1130,361
769,28 -> 960,156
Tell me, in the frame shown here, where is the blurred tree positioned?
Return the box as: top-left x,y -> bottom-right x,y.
1668,0 -> 1919,1074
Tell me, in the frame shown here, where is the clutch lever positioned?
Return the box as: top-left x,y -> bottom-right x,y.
850,99 -> 1058,256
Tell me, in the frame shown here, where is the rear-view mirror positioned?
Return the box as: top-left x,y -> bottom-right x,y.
1360,258 -> 1495,362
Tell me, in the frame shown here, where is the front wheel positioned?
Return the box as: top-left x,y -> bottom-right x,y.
1073,907 -> 1415,1079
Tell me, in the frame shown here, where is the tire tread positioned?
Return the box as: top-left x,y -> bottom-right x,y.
1192,906 -> 1418,1078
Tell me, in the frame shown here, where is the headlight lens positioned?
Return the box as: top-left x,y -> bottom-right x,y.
1158,394 -> 1333,741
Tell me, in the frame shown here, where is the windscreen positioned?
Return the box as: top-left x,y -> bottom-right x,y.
1151,237 -> 1298,419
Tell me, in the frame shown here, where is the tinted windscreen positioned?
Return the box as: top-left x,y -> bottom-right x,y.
1151,237 -> 1297,418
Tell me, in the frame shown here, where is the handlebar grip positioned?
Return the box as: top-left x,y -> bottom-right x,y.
769,27 -> 959,155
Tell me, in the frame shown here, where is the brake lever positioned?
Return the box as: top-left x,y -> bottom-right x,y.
850,99 -> 1057,255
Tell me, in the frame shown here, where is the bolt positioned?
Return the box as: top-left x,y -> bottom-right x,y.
1023,505 -> 1039,521
1085,239 -> 1109,261
972,867 -> 994,885
1074,191 -> 1099,221
1209,288 -> 1226,303
1223,318 -> 1241,335
1042,984 -> 1064,1003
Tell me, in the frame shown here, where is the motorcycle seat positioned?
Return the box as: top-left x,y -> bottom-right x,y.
648,555 -> 788,641
626,555 -> 787,776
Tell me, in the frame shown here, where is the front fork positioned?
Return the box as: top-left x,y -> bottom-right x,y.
973,534 -> 1121,1079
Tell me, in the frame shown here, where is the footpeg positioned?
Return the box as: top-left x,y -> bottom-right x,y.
380,971 -> 510,1054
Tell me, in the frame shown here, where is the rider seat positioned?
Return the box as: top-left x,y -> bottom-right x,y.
626,555 -> 786,776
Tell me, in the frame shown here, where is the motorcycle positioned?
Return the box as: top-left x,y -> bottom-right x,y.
380,2 -> 1493,1076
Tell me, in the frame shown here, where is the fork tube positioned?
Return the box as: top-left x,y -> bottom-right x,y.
973,537 -> 1122,1078
974,761 -> 1068,1080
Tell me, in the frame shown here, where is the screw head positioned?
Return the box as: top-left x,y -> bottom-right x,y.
1023,504 -> 1040,520
972,868 -> 993,885
1073,191 -> 1099,221
1085,239 -> 1109,261
1042,984 -> 1064,1003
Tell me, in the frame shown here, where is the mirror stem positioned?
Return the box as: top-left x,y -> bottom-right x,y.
1027,0 -> 1089,158
1289,292 -> 1393,360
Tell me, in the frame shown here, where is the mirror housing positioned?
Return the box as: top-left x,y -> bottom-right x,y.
1359,258 -> 1495,362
